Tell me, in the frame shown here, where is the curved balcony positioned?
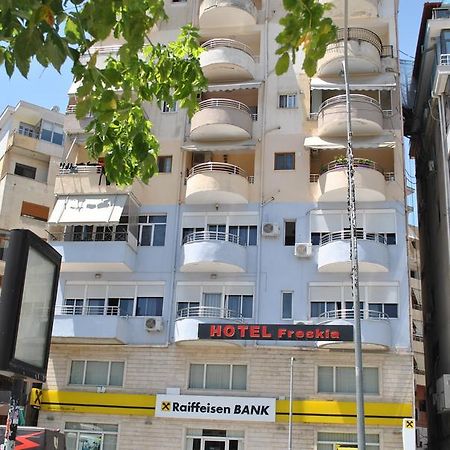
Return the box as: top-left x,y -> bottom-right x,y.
317,230 -> 389,272
180,231 -> 247,272
319,0 -> 378,18
200,39 -> 256,82
174,306 -> 244,344
317,158 -> 386,202
317,94 -> 384,137
190,99 -> 253,141
317,28 -> 382,76
316,309 -> 392,350
185,162 -> 251,204
199,0 -> 257,28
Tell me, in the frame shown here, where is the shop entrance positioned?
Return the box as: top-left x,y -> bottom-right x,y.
186,429 -> 243,450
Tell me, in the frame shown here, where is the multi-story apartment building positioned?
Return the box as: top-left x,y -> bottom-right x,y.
0,100 -> 65,421
407,2 -> 450,448
37,1 -> 413,448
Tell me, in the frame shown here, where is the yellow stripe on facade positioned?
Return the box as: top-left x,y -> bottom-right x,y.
31,389 -> 411,426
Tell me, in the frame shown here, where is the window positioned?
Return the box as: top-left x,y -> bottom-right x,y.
310,301 -> 342,318
186,429 -> 244,450
225,295 -> 253,318
177,301 -> 200,317
157,156 -> 173,173
161,101 -> 177,112
136,297 -> 163,316
317,432 -> 379,450
410,270 -> 419,279
318,366 -> 379,394
40,120 -> 64,145
20,201 -> 49,221
69,361 -> 124,386
14,163 -> 36,179
274,152 -> 295,170
282,292 -> 293,319
87,298 -> 105,315
64,299 -> 84,315
138,215 -> 167,246
278,93 -> 297,109
107,298 -> 134,316
66,223 -> 128,242
18,122 -> 37,138
189,364 -> 247,390
182,227 -> 205,243
65,422 -> 118,450
368,302 -> 398,318
229,225 -> 257,246
284,220 -> 296,246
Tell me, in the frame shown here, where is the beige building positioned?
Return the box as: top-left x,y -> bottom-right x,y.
38,0 -> 414,449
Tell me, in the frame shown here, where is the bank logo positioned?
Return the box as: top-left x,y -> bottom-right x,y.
161,401 -> 171,412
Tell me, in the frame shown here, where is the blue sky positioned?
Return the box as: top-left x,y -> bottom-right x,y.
0,1 -> 427,114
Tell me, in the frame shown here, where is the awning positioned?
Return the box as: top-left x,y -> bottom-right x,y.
310,73 -> 397,91
48,195 -> 128,225
304,135 -> 396,150
207,81 -> 262,92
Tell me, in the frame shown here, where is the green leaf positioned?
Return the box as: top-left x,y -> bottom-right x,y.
275,52 -> 290,75
4,52 -> 14,77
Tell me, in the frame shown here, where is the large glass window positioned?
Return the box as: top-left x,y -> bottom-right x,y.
228,225 -> 257,246
40,120 -> 64,145
107,298 -> 134,316
138,215 -> 166,246
225,295 -> 253,318
318,366 -> 379,395
317,432 -> 379,450
189,364 -> 247,390
65,423 -> 118,450
186,429 -> 244,450
69,361 -> 124,386
136,297 -> 163,316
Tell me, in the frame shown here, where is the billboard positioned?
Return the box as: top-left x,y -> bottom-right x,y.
0,427 -> 65,450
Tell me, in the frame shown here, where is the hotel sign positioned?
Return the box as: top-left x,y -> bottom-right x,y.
155,394 -> 276,422
198,324 -> 353,342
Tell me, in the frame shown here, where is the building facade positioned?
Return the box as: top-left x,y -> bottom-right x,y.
38,0 -> 413,449
408,2 -> 450,448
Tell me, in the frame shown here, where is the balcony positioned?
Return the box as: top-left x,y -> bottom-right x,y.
317,28 -> 383,76
8,130 -> 63,158
319,0 -> 378,18
65,105 -> 93,134
190,99 -> 253,141
315,158 -> 389,202
185,162 -> 252,204
52,305 -> 165,345
200,39 -> 256,82
317,94 -> 384,137
317,230 -> 389,272
50,230 -> 137,272
199,0 -> 257,28
315,309 -> 392,350
180,231 -> 247,272
54,164 -> 145,203
174,306 -> 244,344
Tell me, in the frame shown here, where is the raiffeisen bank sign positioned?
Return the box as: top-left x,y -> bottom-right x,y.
155,394 -> 276,422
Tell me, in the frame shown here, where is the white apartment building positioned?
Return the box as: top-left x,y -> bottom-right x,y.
37,0 -> 414,449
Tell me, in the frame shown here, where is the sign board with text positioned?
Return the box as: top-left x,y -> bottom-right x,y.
402,418 -> 416,450
155,394 -> 276,422
198,324 -> 353,342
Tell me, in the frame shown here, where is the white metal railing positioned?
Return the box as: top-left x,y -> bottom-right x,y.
188,162 -> 247,179
310,174 -> 319,183
319,230 -> 387,246
176,305 -> 244,321
440,53 -> 450,66
56,305 -> 120,316
384,172 -> 395,181
319,308 -> 390,320
183,230 -> 244,246
318,94 -> 382,114
201,38 -> 255,59
330,27 -> 383,55
59,163 -> 102,175
320,158 -> 384,175
198,98 -> 252,115
66,105 -> 77,114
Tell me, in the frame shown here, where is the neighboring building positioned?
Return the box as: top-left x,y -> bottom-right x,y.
0,101 -> 65,422
39,1 -> 413,449
409,225 -> 428,448
408,2 -> 450,448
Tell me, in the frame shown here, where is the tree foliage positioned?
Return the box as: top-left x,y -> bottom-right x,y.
0,0 -> 335,185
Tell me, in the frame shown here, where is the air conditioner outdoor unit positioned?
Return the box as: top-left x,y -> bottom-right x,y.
294,242 -> 312,258
145,317 -> 163,332
262,222 -> 280,237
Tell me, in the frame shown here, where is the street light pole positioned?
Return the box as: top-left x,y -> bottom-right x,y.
343,0 -> 366,448
288,356 -> 295,450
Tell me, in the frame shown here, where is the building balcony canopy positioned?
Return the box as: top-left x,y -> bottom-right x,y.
319,0 -> 378,18
185,162 -> 251,204
180,231 -> 247,272
200,39 -> 256,82
199,0 -> 257,28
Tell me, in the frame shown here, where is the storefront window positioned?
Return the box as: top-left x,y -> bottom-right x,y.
65,423 -> 118,450
186,429 -> 244,450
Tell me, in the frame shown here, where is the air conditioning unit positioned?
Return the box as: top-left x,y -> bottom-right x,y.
145,317 -> 163,332
262,222 -> 280,237
294,242 -> 312,258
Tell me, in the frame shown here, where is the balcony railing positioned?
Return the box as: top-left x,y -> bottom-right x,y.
311,169 -> 395,182
56,305 -> 120,316
176,305 -> 244,321
198,98 -> 252,115
319,308 -> 390,320
188,162 -> 249,180
331,28 -> 383,55
319,158 -> 384,175
183,230 -> 245,246
59,163 -> 102,174
49,229 -> 129,243
319,230 -> 387,246
201,38 -> 255,59
440,53 -> 450,66
318,94 -> 382,115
